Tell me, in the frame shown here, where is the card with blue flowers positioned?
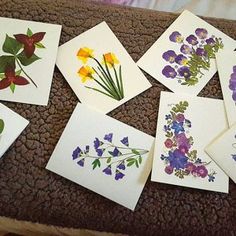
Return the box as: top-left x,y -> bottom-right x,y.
216,51 -> 236,127
206,123 -> 236,184
137,10 -> 236,95
0,103 -> 29,159
46,103 -> 154,210
0,17 -> 61,105
151,91 -> 229,193
56,21 -> 151,114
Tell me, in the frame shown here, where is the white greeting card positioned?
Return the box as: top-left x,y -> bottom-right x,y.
151,92 -> 229,193
56,21 -> 151,114
46,103 -> 154,210
137,10 -> 236,95
206,123 -> 236,184
216,51 -> 236,127
0,17 -> 61,105
0,103 -> 29,158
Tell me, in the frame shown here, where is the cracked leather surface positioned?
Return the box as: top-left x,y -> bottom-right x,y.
0,0 -> 236,235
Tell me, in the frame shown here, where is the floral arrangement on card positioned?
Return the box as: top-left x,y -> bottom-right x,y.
0,28 -> 46,92
72,133 -> 149,180
162,28 -> 224,86
229,65 -> 236,103
77,47 -> 124,101
0,119 -> 4,136
160,101 -> 216,181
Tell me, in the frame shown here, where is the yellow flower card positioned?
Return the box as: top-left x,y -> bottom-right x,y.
56,22 -> 151,114
0,103 -> 29,159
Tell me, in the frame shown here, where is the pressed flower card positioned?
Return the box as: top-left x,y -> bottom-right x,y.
205,123 -> 236,184
46,103 -> 154,210
216,51 -> 236,127
137,10 -> 236,95
151,92 -> 229,193
56,21 -> 151,114
0,17 -> 61,105
0,103 -> 29,159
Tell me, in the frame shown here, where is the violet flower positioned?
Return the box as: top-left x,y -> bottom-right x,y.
162,65 -> 177,78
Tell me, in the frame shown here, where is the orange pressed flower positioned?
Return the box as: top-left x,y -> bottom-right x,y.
103,53 -> 119,67
78,66 -> 94,83
77,47 -> 94,64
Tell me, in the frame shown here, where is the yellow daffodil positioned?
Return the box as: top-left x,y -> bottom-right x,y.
103,53 -> 119,67
77,47 -> 94,64
77,66 -> 94,83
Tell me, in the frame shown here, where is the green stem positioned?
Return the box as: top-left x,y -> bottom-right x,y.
119,65 -> 124,98
113,65 -> 122,98
16,58 -> 38,88
84,86 -> 117,100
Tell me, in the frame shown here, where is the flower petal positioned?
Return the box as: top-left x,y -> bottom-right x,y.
14,76 -> 29,85
5,66 -> 15,78
32,32 -> 46,43
14,34 -> 29,44
0,78 -> 11,90
24,44 -> 35,58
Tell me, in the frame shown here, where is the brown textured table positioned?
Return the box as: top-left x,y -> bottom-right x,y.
0,0 -> 236,235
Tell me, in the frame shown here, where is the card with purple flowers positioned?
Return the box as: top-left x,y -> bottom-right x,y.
56,21 -> 151,114
151,92 -> 229,193
0,17 -> 61,105
0,103 -> 29,159
216,51 -> 236,127
46,103 -> 154,210
137,10 -> 236,95
205,123 -> 236,184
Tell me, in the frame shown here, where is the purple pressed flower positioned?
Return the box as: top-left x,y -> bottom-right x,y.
232,154 -> 236,161
229,76 -> 236,90
180,44 -> 192,54
175,133 -> 191,150
176,113 -> 185,122
175,54 -> 188,65
186,35 -> 198,45
162,50 -> 177,63
178,66 -> 191,79
233,66 -> 236,73
195,165 -> 208,178
169,31 -> 183,43
208,175 -> 215,182
94,138 -> 103,149
96,148 -> 104,157
232,91 -> 236,102
77,158 -> 85,167
117,162 -> 125,170
195,28 -> 208,39
167,150 -> 188,170
103,165 -> 112,175
110,147 -> 121,157
185,162 -> 196,173
164,125 -> 171,132
165,165 -> 173,174
121,137 -> 129,146
72,146 -> 82,160
104,133 -> 113,142
206,38 -> 215,45
171,121 -> 185,134
196,48 -> 207,57
162,65 -> 177,79
115,170 -> 125,180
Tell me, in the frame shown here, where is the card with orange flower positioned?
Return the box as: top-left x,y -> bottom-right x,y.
0,17 -> 61,105
56,22 -> 151,113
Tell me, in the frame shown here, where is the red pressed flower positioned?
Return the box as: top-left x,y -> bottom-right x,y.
0,67 -> 29,90
14,32 -> 46,58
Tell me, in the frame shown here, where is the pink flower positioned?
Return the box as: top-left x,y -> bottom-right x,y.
164,138 -> 173,148
186,162 -> 196,173
179,145 -> 189,154
176,113 -> 185,122
175,133 -> 191,150
165,165 -> 173,175
195,165 -> 208,178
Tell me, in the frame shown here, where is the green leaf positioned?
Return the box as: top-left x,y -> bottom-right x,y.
107,157 -> 112,164
135,160 -> 139,168
0,119 -> 4,134
35,42 -> 45,49
131,149 -> 140,155
27,28 -> 33,37
15,69 -> 21,76
127,158 -> 135,162
0,73 -> 5,79
16,51 -> 40,66
0,56 -> 15,73
127,161 -> 135,167
2,34 -> 22,55
138,156 -> 142,165
92,159 -> 101,170
10,83 -> 15,93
